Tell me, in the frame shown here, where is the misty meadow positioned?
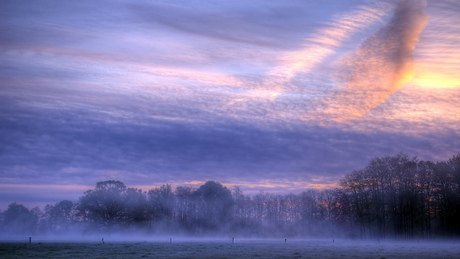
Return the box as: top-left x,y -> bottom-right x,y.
1,153 -> 459,239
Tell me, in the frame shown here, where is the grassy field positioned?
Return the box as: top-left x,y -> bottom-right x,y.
1,238 -> 459,258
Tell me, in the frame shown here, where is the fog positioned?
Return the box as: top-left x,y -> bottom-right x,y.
2,236 -> 460,259
1,153 -> 460,244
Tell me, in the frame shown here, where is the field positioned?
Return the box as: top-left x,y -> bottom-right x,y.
1,238 -> 459,258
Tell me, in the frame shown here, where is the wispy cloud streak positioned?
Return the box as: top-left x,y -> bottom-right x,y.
227,1 -> 390,105
273,2 -> 389,81
314,0 -> 428,122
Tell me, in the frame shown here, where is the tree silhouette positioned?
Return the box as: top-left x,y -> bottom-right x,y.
2,153 -> 460,238
2,203 -> 38,234
77,180 -> 129,230
44,200 -> 75,232
194,181 -> 233,231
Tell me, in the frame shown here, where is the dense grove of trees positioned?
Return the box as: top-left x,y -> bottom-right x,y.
1,153 -> 459,238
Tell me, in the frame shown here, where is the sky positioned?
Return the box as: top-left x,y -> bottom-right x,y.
1,0 -> 459,210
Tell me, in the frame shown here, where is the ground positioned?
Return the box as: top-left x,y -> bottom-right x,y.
0,238 -> 459,258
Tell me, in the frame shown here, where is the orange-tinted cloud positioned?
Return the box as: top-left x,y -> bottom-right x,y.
227,1 -> 389,106
273,2 -> 389,81
314,0 -> 428,122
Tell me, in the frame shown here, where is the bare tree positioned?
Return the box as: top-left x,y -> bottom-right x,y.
148,184 -> 175,231
44,200 -> 75,232
77,180 -> 130,231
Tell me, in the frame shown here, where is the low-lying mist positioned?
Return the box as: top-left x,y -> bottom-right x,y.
1,153 -> 460,241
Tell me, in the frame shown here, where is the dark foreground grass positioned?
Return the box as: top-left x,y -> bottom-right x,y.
1,239 -> 459,258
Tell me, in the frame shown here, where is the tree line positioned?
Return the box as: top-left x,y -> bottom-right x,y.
1,153 -> 459,238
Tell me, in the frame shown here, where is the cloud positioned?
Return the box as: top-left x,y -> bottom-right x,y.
227,1 -> 390,105
0,0 -> 458,210
311,0 -> 428,122
1,100 -> 457,186
1,83 -> 459,210
272,1 -> 389,81
128,1 -> 315,49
